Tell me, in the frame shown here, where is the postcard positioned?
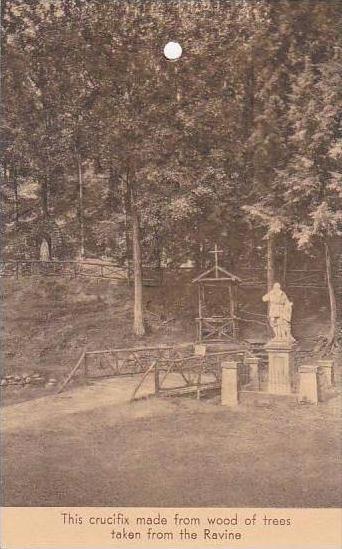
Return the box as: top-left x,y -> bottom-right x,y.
1,1 -> 341,548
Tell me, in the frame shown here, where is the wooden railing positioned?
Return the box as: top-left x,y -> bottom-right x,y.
58,344 -> 194,393
58,344 -> 251,398
0,259 -> 127,282
195,316 -> 237,342
239,268 -> 330,289
131,348 -> 254,401
2,259 -> 340,291
152,351 -> 233,399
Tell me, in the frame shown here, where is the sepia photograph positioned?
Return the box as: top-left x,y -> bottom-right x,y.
1,0 -> 341,511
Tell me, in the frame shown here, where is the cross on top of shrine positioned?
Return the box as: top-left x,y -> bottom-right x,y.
209,244 -> 223,277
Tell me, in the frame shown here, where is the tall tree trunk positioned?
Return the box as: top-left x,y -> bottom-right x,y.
267,233 -> 275,292
282,238 -> 288,287
122,171 -> 132,283
11,166 -> 19,225
1,0 -> 7,22
324,241 -> 337,347
154,232 -> 162,279
41,174 -> 49,218
129,181 -> 145,336
76,153 -> 85,259
243,63 -> 255,140
243,61 -> 255,190
193,229 -> 203,270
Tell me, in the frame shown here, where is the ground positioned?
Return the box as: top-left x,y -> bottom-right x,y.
2,379 -> 341,507
1,275 -> 335,399
1,275 -> 197,405
1,275 -> 341,508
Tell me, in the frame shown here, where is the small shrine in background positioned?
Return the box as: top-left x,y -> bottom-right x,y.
39,238 -> 51,261
192,245 -> 241,342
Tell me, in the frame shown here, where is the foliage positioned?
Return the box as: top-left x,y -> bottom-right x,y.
1,0 -> 340,269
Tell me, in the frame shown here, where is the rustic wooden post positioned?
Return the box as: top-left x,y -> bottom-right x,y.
84,354 -> 88,378
114,352 -> 120,374
235,283 -> 239,338
57,352 -> 85,393
154,362 -> 160,395
130,360 -> 157,401
198,283 -> 202,318
196,362 -> 204,400
221,361 -> 239,407
197,318 -> 203,342
229,282 -> 234,317
229,282 -> 238,339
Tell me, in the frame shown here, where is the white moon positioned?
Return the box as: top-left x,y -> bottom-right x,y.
163,41 -> 182,60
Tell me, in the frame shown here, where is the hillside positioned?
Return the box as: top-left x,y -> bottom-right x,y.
2,276 -> 192,368
1,273 -> 338,405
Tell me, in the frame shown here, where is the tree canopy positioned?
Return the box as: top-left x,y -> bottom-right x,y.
1,0 -> 341,339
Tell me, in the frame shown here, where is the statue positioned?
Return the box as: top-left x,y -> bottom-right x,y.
40,238 -> 50,261
262,282 -> 294,343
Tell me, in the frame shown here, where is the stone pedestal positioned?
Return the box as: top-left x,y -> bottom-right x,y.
265,341 -> 294,395
317,360 -> 334,387
299,365 -> 318,404
221,362 -> 239,407
245,357 -> 260,390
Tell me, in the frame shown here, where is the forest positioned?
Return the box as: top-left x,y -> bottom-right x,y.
1,0 -> 341,345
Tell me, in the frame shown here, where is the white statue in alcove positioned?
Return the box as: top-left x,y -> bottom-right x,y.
40,238 -> 50,261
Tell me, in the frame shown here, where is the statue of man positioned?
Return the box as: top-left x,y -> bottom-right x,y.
262,282 -> 294,342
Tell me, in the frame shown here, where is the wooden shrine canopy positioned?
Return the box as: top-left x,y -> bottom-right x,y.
192,245 -> 241,342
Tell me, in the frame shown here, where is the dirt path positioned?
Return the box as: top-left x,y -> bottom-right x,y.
2,375 -> 157,432
3,371 -> 211,432
2,376 -> 341,508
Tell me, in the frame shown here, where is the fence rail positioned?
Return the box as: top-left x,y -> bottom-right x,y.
57,344 -> 194,393
131,347 -> 257,400
0,259 -> 127,282
1,259 -> 341,291
58,344 -> 251,398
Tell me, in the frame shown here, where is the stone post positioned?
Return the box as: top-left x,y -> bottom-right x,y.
317,360 -> 334,387
194,344 -> 207,356
298,365 -> 318,405
265,342 -> 294,395
245,357 -> 260,390
221,362 -> 239,407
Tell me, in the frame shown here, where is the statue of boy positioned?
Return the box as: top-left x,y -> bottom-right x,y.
262,282 -> 294,342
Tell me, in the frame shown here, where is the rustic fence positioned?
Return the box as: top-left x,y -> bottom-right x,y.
238,267 -> 341,290
57,344 -> 194,393
0,259 -> 127,282
2,260 -> 340,291
58,344 -> 254,399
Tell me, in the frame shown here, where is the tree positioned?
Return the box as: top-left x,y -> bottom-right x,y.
2,0 -> 340,343
241,0 -> 341,302
277,51 -> 341,350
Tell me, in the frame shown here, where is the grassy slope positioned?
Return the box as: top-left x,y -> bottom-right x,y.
2,394 -> 341,507
2,276 -> 197,378
1,273 -> 336,383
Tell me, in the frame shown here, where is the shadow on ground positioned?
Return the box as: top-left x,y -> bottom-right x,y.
2,384 -> 341,508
